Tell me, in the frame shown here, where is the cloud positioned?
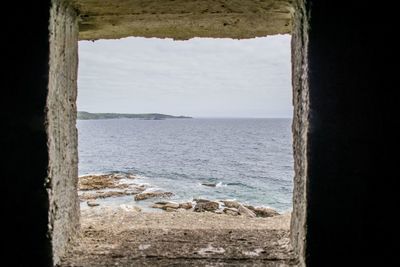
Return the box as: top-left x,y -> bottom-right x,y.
78,35 -> 292,118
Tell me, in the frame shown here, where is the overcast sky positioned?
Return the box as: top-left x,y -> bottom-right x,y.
78,35 -> 292,118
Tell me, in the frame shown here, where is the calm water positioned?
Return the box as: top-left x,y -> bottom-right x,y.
78,118 -> 294,212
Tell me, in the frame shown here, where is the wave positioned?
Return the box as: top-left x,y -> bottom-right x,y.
216,182 -> 227,187
199,181 -> 227,187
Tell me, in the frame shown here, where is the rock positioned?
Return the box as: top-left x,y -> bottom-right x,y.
79,189 -> 143,201
151,203 -> 165,209
78,173 -> 147,202
152,201 -> 192,211
238,204 -> 256,218
201,183 -> 217,187
251,207 -> 280,218
79,174 -> 119,191
125,174 -> 138,179
108,173 -> 137,180
194,201 -> 219,212
244,205 -> 255,211
134,191 -> 173,201
223,200 -> 240,209
164,202 -> 180,209
193,198 -> 211,203
179,202 -> 193,209
78,173 -> 138,191
223,207 -> 239,216
132,184 -> 147,191
87,201 -> 99,207
155,201 -> 169,205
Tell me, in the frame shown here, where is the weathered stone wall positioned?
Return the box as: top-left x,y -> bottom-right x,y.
42,0 -> 303,263
4,0 -> 399,266
41,0 -> 306,265
48,0 -> 307,265
72,0 -> 293,40
290,0 -> 309,266
47,0 -> 79,264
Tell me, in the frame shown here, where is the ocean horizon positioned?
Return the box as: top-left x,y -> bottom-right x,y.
78,118 -> 294,213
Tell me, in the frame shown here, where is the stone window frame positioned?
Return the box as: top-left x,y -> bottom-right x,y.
47,0 -> 309,265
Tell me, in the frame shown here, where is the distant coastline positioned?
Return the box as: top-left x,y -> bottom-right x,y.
78,111 -> 192,120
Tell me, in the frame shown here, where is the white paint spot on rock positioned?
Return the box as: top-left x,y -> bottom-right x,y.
243,248 -> 264,257
198,244 -> 225,255
138,244 -> 151,250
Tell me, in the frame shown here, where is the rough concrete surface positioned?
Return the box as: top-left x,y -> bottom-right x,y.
71,0 -> 294,40
289,1 -> 308,266
5,0 -> 397,266
48,1 -> 305,265
47,0 -> 80,264
59,209 -> 297,266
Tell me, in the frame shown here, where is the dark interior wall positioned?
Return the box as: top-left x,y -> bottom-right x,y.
3,1 -> 53,266
306,1 -> 396,265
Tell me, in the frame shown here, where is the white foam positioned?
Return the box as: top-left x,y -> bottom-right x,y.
215,182 -> 227,187
142,187 -> 165,193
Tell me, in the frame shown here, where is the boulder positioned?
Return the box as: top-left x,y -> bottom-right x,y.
134,191 -> 173,201
78,174 -> 137,191
152,201 -> 191,210
79,174 -> 116,191
164,202 -> 180,209
179,202 -> 193,209
86,201 -> 100,207
193,198 -> 211,203
151,203 -> 165,209
244,205 -> 255,211
155,201 -> 169,205
238,204 -> 256,218
194,201 -> 219,212
223,207 -> 239,216
223,200 -> 240,209
251,207 -> 279,217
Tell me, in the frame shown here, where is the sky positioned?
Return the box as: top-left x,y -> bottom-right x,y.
78,35 -> 292,118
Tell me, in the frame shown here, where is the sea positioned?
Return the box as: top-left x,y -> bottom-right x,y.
78,118 -> 294,213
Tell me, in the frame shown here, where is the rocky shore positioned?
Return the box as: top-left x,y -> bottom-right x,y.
65,173 -> 296,266
78,173 -> 280,218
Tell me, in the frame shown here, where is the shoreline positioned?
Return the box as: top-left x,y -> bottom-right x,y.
78,172 -> 282,217
61,173 -> 297,266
